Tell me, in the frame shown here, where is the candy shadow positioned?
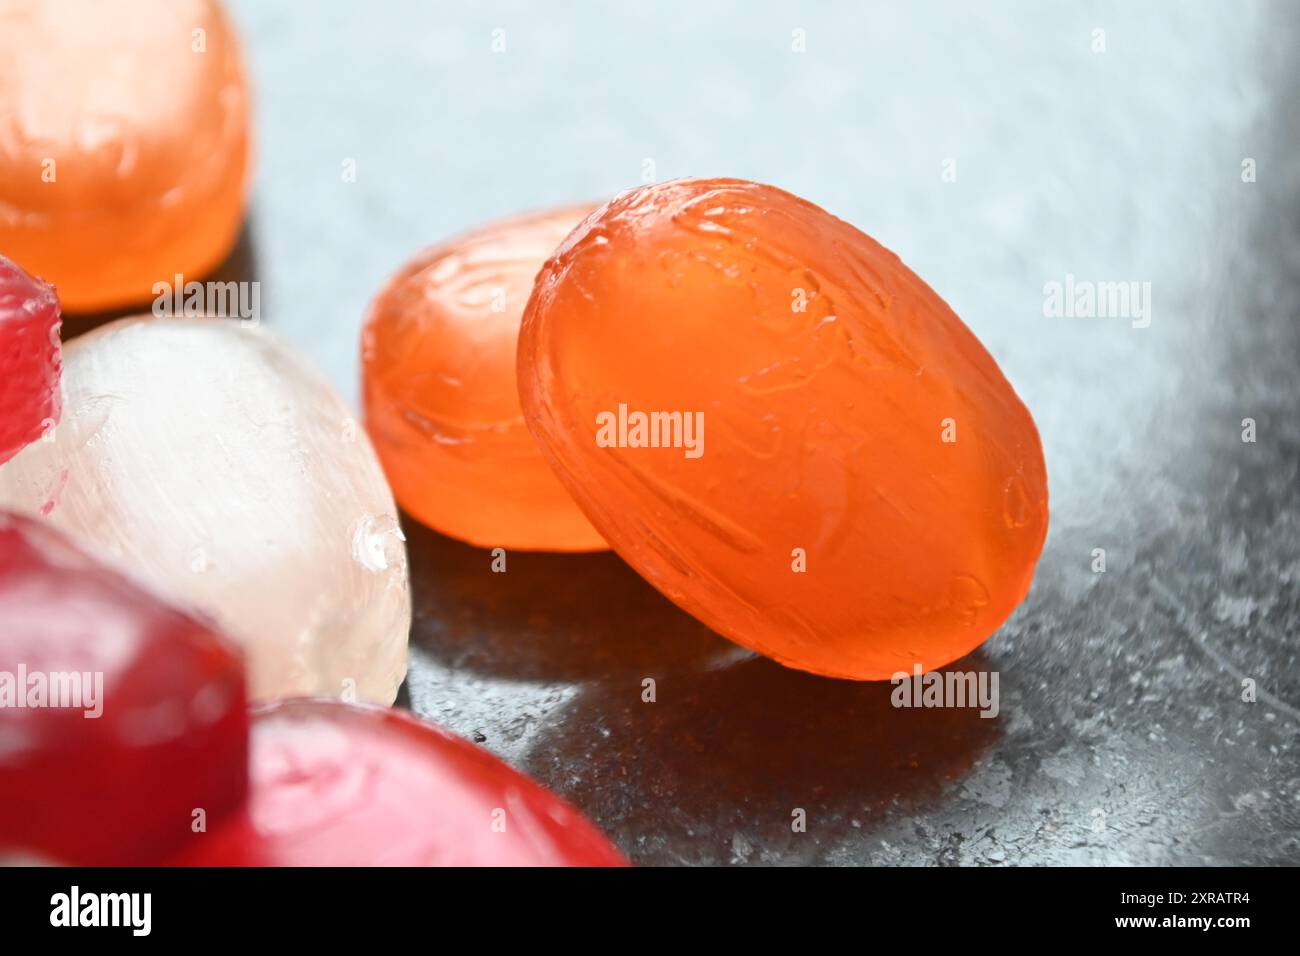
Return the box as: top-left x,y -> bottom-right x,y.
400,513 -> 1001,862
520,648 -> 1002,865
59,220 -> 262,340
400,513 -> 747,683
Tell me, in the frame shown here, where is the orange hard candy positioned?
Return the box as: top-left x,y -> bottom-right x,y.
0,0 -> 252,312
518,178 -> 1049,679
363,205 -> 606,551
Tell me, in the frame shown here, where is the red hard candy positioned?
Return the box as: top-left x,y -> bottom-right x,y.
0,512 -> 248,864
171,698 -> 628,866
0,255 -> 62,465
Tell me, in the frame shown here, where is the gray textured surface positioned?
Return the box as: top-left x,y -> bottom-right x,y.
197,0 -> 1296,864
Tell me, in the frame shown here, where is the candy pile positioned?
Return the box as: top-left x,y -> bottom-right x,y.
0,509 -> 624,866
0,0 -> 1048,868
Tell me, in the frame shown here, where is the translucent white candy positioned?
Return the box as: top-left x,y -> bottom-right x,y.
0,317 -> 410,703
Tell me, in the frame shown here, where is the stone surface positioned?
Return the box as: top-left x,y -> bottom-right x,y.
0,511 -> 248,865
363,204 -> 606,551
0,255 -> 61,465
0,0 -> 251,312
517,178 -> 1049,679
170,698 -> 627,866
0,317 -> 410,703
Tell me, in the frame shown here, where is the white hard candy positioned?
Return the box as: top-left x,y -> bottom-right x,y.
0,317 -> 410,702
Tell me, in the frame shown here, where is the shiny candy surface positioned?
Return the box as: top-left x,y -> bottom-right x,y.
0,512 -> 248,865
363,205 -> 606,551
0,255 -> 61,464
518,178 -> 1049,679
0,317 -> 410,702
171,698 -> 628,866
0,0 -> 252,311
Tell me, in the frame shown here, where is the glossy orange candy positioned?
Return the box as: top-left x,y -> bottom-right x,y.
518,178 -> 1049,679
363,205 -> 606,551
0,0 -> 252,312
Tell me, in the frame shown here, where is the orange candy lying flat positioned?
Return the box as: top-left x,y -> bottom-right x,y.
363,205 -> 606,551
518,178 -> 1049,679
0,0 -> 251,312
